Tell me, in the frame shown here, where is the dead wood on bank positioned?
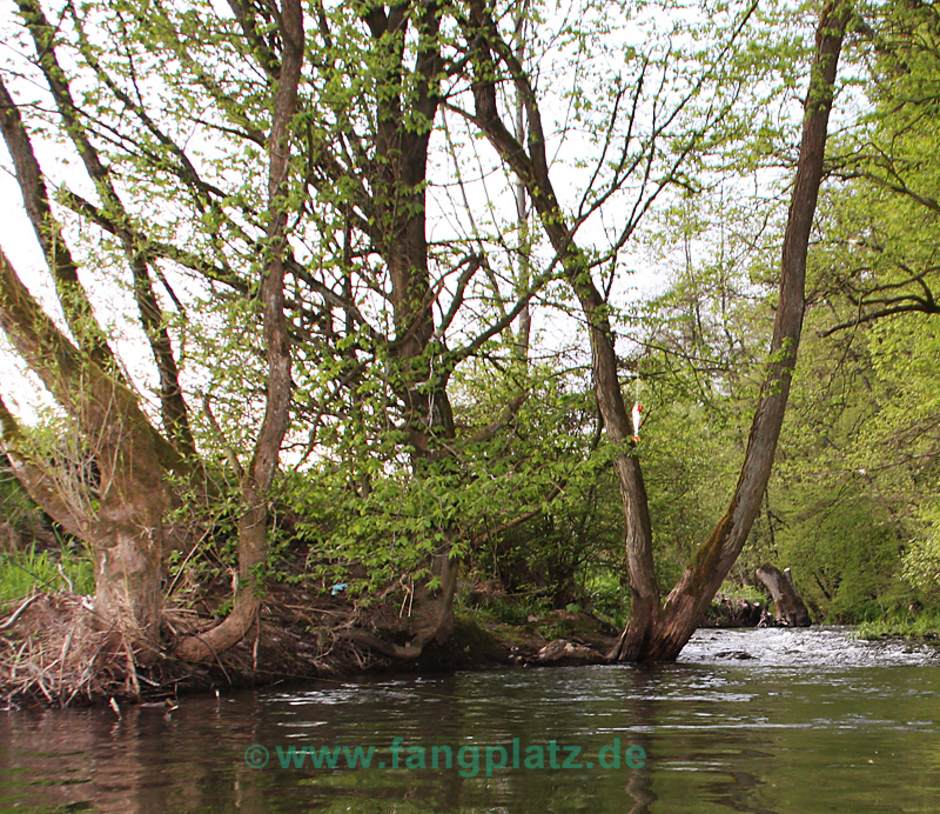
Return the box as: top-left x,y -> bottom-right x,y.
0,589 -> 385,708
0,584 -> 624,707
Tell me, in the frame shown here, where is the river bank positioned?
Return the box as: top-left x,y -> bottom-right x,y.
4,578 -> 939,709
0,586 -> 622,708
856,611 -> 940,641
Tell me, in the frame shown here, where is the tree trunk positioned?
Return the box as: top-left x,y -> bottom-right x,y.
756,565 -> 811,626
0,250 -> 170,657
173,499 -> 265,661
464,0 -> 662,649
609,0 -> 851,661
174,0 -> 303,663
465,0 -> 848,663
93,520 -> 164,648
360,1 -> 459,656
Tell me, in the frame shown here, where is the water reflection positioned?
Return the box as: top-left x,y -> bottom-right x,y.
0,627 -> 938,812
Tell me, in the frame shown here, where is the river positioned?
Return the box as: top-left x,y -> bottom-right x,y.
1,627 -> 938,812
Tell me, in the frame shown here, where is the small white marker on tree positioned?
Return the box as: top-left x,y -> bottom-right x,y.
631,402 -> 643,443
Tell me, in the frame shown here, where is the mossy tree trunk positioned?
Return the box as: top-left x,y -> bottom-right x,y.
608,0 -> 851,661
464,0 -> 850,661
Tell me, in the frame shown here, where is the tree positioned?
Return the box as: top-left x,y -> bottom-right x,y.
459,0 -> 851,659
822,0 -> 940,332
0,0 -> 304,665
0,0 -> 858,692
779,0 -> 940,620
173,0 -> 304,661
0,0 -> 570,669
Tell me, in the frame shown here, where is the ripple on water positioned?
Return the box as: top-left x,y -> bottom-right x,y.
2,626 -> 938,813
679,625 -> 940,668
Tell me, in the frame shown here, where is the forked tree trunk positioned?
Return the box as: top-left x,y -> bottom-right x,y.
608,0 -> 851,661
1,9 -> 199,660
465,0 -> 849,662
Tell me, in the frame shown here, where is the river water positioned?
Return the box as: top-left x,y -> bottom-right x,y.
1,627 -> 938,813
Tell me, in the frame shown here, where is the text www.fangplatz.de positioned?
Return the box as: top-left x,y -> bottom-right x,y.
244,737 -> 647,779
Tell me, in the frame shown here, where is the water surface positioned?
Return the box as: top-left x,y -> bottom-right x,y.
1,627 -> 938,812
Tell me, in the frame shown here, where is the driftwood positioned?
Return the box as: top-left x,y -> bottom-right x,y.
703,594 -> 764,628
536,639 -> 605,666
755,565 -> 811,627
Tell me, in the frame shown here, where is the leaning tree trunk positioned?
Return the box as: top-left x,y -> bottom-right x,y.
464,0 -> 664,644
1,394 -> 165,648
174,0 -> 303,662
756,564 -> 811,626
0,248 -> 170,655
608,0 -> 851,661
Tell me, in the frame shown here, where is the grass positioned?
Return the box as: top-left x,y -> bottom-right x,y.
716,581 -> 767,604
0,545 -> 94,605
856,609 -> 940,640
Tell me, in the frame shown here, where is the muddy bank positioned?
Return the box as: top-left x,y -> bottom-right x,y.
0,588 -> 620,708
1,582 -> 831,708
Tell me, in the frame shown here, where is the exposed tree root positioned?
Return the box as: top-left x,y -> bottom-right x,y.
0,589 -> 386,709
0,586 -> 622,707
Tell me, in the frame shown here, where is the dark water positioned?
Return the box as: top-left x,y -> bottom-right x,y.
1,627 -> 939,813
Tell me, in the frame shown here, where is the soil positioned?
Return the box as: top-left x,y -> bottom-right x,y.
0,586 -> 620,708
2,570 -> 779,708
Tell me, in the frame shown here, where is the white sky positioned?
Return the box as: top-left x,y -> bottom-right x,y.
0,0 -> 819,429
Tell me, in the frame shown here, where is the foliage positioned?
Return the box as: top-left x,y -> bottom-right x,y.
0,545 -> 94,604
0,0 -> 937,665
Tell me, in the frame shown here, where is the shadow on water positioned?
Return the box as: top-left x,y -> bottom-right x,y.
0,627 -> 939,813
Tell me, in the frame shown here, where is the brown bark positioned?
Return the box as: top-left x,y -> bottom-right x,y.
368,0 -> 454,446
463,0 -> 660,636
756,564 -> 811,626
358,0 -> 460,654
463,0 -> 849,661
14,0 -> 195,456
0,76 -> 116,369
512,1 -> 532,363
175,0 -> 304,663
0,249 -> 169,651
609,0 -> 851,661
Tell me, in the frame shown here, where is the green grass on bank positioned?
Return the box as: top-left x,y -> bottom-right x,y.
856,609 -> 940,640
0,545 -> 94,605
715,582 -> 767,604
